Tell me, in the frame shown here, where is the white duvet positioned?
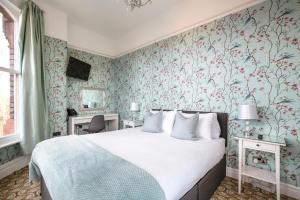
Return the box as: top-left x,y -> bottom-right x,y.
83,127 -> 225,200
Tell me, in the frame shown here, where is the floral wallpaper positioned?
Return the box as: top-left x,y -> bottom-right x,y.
44,37 -> 116,136
44,36 -> 68,136
0,144 -> 20,165
1,0 -> 299,189
67,48 -> 115,114
113,0 -> 300,187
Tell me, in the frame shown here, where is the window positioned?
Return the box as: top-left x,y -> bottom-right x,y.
0,4 -> 19,144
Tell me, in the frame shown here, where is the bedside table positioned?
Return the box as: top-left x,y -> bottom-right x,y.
234,134 -> 286,200
123,120 -> 143,129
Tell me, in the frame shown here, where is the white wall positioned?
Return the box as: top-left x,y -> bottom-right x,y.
34,0 -> 68,41
8,0 -> 115,57
67,24 -> 115,58
35,0 -> 116,58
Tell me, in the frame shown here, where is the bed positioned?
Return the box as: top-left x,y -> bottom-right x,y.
35,110 -> 228,200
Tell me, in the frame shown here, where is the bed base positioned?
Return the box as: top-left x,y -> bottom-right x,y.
180,155 -> 226,200
41,155 -> 226,200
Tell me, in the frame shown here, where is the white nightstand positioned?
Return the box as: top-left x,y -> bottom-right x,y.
234,134 -> 286,200
123,120 -> 143,129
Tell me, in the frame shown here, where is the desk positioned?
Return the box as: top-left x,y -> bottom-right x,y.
68,113 -> 119,135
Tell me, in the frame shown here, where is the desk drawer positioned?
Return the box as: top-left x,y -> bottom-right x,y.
74,118 -> 91,124
244,140 -> 275,152
105,115 -> 118,121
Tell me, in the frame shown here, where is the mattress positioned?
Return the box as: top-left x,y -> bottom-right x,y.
83,127 -> 225,200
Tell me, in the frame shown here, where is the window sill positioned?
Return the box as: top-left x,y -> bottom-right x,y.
0,134 -> 20,149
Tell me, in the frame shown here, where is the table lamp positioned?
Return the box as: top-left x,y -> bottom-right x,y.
238,104 -> 258,137
130,103 -> 139,121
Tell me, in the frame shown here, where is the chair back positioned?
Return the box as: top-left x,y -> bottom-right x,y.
88,115 -> 105,133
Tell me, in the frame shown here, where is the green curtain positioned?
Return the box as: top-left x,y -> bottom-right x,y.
19,0 -> 48,154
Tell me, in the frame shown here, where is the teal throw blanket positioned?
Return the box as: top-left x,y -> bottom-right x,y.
29,136 -> 166,200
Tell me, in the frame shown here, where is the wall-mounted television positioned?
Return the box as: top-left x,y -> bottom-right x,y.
66,56 -> 91,81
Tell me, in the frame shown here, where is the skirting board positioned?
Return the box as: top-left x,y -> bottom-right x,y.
226,167 -> 300,199
0,155 -> 31,180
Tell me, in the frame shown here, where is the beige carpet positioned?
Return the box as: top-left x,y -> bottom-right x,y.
0,167 -> 296,200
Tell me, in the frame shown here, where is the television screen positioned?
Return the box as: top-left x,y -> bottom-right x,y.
66,56 -> 91,81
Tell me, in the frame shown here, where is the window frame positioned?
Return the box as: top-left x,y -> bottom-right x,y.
0,1 -> 20,147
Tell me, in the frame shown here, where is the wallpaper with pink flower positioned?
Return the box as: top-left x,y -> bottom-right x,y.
44,37 -> 68,136
0,144 -> 20,165
113,0 -> 300,186
67,48 -> 116,114
0,0 -> 299,189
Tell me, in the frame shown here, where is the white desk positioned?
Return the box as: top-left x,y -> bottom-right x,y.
68,113 -> 119,135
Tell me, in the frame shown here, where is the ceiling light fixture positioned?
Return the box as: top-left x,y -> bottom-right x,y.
124,0 -> 152,11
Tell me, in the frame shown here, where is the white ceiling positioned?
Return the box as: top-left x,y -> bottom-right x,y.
43,0 -> 181,39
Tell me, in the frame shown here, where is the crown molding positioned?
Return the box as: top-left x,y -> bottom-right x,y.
50,0 -> 265,59
114,0 -> 265,58
67,44 -> 115,59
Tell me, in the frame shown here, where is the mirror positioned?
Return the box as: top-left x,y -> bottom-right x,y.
80,88 -> 105,111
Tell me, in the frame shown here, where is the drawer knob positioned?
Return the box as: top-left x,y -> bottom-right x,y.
256,144 -> 260,147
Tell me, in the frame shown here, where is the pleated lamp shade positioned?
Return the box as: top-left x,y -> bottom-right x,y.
238,105 -> 258,120
130,103 -> 139,112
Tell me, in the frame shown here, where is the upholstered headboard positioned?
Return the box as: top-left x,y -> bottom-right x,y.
152,109 -> 228,147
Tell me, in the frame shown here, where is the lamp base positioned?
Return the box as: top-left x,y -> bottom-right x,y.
245,120 -> 250,138
132,112 -> 136,122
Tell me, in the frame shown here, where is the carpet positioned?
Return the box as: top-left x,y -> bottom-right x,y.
0,167 -> 296,200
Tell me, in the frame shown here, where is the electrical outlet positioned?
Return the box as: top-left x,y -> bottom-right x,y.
253,156 -> 267,165
53,132 -> 61,137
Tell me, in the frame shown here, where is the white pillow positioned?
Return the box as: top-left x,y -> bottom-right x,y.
151,110 -> 177,134
180,112 -> 221,139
